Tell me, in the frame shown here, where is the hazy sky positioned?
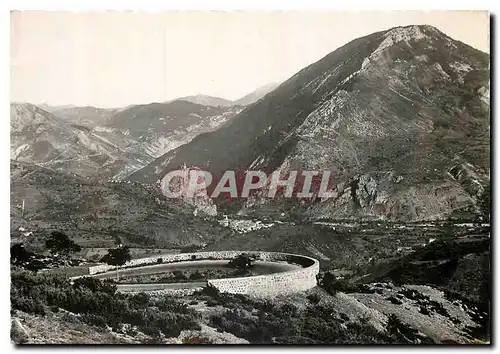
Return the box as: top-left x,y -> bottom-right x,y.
10,10 -> 489,108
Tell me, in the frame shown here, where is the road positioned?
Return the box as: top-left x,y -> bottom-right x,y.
93,260 -> 299,280
92,259 -> 301,293
117,282 -> 205,292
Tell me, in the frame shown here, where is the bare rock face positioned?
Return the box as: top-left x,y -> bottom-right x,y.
11,317 -> 29,344
128,25 -> 489,221
172,324 -> 250,344
158,165 -> 217,216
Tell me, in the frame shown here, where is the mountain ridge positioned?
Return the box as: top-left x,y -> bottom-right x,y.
126,25 -> 490,221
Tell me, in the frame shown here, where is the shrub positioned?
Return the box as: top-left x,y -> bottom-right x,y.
206,299 -> 219,307
72,277 -> 117,295
386,314 -> 432,343
45,231 -> 81,254
200,284 -> 220,298
130,293 -> 150,307
11,297 -> 47,316
10,268 -> 200,338
306,293 -> 321,305
387,296 -> 403,305
419,306 -> 430,315
317,272 -> 363,294
227,254 -> 257,270
280,304 -> 298,317
172,270 -> 187,280
81,313 -> 108,328
189,271 -> 203,281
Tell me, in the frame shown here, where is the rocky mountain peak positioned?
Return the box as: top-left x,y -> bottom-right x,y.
122,26 -> 490,220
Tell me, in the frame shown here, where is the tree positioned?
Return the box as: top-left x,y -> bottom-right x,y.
45,231 -> 81,255
10,243 -> 33,266
101,246 -> 131,280
228,253 -> 257,271
172,270 -> 187,281
317,272 -> 348,295
189,271 -> 203,281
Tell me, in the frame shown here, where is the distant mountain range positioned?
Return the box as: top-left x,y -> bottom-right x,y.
10,102 -> 149,179
232,82 -> 280,106
172,83 -> 280,107
12,81 -> 279,179
35,81 -> 279,117
10,101 -> 242,179
44,105 -> 120,126
171,95 -> 234,107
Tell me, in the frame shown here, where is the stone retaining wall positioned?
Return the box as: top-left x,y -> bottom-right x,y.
89,251 -> 319,297
207,260 -> 319,297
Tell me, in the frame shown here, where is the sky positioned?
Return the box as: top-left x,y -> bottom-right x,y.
10,10 -> 489,108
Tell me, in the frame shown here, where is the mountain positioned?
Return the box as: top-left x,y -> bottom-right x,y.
47,105 -> 119,126
105,100 -> 238,133
172,85 -> 280,107
10,103 -> 150,179
171,95 -> 234,107
233,82 -> 280,106
37,103 -> 76,112
10,161 -> 231,249
100,100 -> 242,167
127,25 -> 490,221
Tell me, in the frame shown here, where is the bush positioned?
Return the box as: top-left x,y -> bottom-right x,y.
130,293 -> 150,307
72,277 -> 117,295
45,231 -> 81,254
189,271 -> 203,281
208,302 -> 406,344
172,270 -> 187,280
387,296 -> 403,305
81,313 -> 108,328
386,314 -> 432,343
306,293 -> 321,305
11,297 -> 47,316
419,306 -> 430,315
206,299 -> 219,307
201,289 -> 422,345
227,254 -> 257,270
200,284 -> 220,298
317,272 -> 366,294
10,268 -> 200,338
